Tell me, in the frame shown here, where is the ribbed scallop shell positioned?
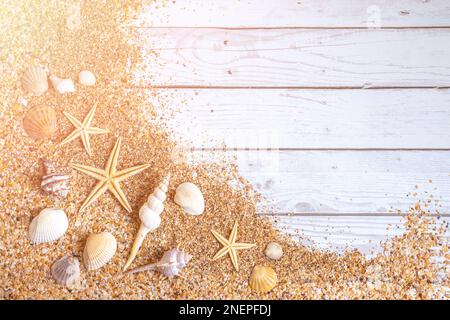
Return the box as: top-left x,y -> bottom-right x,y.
249,265 -> 277,293
83,232 -> 117,270
23,105 -> 57,140
128,248 -> 192,277
51,255 -> 81,289
21,66 -> 48,96
174,182 -> 205,215
28,208 -> 68,244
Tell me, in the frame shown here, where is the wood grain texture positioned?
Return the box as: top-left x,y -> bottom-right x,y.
271,215 -> 450,255
147,88 -> 450,149
135,28 -> 450,87
189,150 -> 450,214
133,0 -> 450,28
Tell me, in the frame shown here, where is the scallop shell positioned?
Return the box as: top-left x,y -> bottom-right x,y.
21,66 -> 48,96
128,248 -> 192,277
23,105 -> 57,140
83,232 -> 117,270
51,255 -> 81,289
50,75 -> 75,94
249,265 -> 277,293
79,70 -> 96,86
123,174 -> 170,271
28,208 -> 68,244
174,182 -> 205,215
264,242 -> 283,260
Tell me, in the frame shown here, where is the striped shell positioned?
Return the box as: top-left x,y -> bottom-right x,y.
21,66 -> 48,96
23,105 -> 57,140
174,182 -> 205,215
41,160 -> 69,198
249,265 -> 277,293
28,208 -> 68,244
83,232 -> 117,270
51,255 -> 81,289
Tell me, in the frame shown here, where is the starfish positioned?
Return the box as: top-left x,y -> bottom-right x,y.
211,221 -> 256,272
70,137 -> 150,212
60,105 -> 109,155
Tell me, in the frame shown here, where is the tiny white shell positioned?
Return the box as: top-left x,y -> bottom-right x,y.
264,242 -> 283,260
51,255 -> 81,289
28,208 -> 68,244
49,75 -> 75,94
83,232 -> 117,270
174,182 -> 205,216
78,70 -> 96,86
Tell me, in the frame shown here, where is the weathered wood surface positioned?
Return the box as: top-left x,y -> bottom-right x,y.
147,88 -> 450,149
133,0 -> 450,28
135,28 -> 450,87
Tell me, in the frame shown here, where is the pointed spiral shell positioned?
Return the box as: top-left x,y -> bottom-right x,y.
128,248 -> 192,277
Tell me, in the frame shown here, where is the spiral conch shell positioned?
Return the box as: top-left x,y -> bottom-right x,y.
28,208 -> 68,244
21,66 -> 48,96
249,265 -> 277,293
128,248 -> 192,277
50,75 -> 75,94
123,174 -> 170,271
51,255 -> 81,289
41,159 -> 69,198
83,232 -> 117,271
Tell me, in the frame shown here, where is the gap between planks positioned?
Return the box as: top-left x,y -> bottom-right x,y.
259,212 -> 450,217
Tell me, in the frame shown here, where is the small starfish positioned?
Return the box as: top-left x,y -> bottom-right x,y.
60,105 -> 109,155
70,137 -> 150,212
211,221 -> 256,272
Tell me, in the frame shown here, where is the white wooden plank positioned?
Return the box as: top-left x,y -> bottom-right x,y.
133,0 -> 450,28
271,215 -> 450,255
188,150 -> 450,214
135,28 -> 450,87
147,88 -> 450,149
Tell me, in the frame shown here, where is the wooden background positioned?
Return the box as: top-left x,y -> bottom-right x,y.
132,0 -> 450,255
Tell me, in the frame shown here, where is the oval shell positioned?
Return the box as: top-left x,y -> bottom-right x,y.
79,70 -> 96,86
83,232 -> 117,270
51,255 -> 81,289
249,265 -> 277,293
264,242 -> 283,260
21,66 -> 48,96
28,208 -> 68,244
23,105 -> 57,140
174,182 -> 205,215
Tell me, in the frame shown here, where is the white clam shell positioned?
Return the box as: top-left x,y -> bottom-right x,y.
174,182 -> 205,215
51,255 -> 81,289
28,208 -> 68,244
78,70 -> 96,86
49,75 -> 75,94
264,242 -> 283,260
83,232 -> 117,270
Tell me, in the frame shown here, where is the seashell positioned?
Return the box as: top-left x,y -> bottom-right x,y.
264,242 -> 283,260
28,208 -> 68,244
83,232 -> 117,270
22,105 -> 57,140
51,255 -> 81,289
41,159 -> 69,198
128,248 -> 192,277
123,174 -> 170,271
249,265 -> 277,293
49,75 -> 75,94
174,182 -> 205,216
78,70 -> 96,86
21,66 -> 48,96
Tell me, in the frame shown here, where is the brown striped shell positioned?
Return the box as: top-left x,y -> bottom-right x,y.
23,105 -> 57,140
41,160 -> 69,198
21,66 -> 48,96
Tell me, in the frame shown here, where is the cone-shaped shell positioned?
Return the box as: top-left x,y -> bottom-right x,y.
51,255 -> 81,289
23,105 -> 57,140
21,66 -> 48,96
28,208 -> 68,244
174,182 -> 205,215
249,265 -> 277,293
83,232 -> 117,270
